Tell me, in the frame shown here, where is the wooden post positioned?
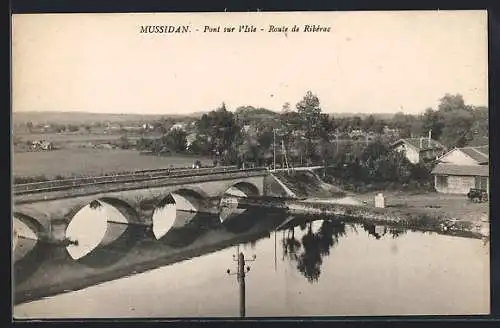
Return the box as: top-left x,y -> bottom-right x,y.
227,249 -> 255,318
238,252 -> 246,318
273,129 -> 276,171
274,231 -> 277,272
336,129 -> 339,153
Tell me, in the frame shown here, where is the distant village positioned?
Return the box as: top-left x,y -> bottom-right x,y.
12,92 -> 489,198
14,118 -> 403,152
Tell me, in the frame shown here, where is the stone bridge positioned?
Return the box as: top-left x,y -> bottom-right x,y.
12,168 -> 288,244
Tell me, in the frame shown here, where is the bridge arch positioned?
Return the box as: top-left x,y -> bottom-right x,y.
98,197 -> 139,224
64,197 -> 138,261
13,212 -> 50,286
222,181 -> 260,197
218,181 -> 260,224
151,187 -> 209,240
13,212 -> 45,241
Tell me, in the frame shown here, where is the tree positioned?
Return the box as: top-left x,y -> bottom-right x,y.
66,124 -> 79,132
282,102 -> 291,113
117,135 -> 131,149
218,102 -> 228,112
373,119 -> 387,135
296,91 -> 322,141
166,128 -> 188,152
438,93 -> 467,112
136,137 -> 153,151
189,135 -> 212,155
280,111 -> 302,136
361,115 -> 376,132
422,108 -> 444,140
433,93 -> 475,148
257,128 -> 274,151
319,114 -> 335,142
195,102 -> 242,161
391,112 -> 416,138
440,109 -> 474,148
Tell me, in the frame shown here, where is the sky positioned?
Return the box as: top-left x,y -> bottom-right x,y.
12,11 -> 488,115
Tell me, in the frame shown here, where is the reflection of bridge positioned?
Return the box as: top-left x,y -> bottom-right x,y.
14,210 -> 284,305
13,166 -> 316,245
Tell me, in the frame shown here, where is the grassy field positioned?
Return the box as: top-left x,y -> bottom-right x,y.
14,132 -> 123,142
354,191 -> 489,223
12,148 -> 214,179
13,132 -> 144,149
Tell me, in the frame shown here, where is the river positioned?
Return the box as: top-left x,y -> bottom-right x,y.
13,210 -> 490,318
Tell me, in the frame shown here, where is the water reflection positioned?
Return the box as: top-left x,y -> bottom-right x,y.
281,218 -> 347,283
13,210 -> 490,317
362,223 -> 385,240
66,201 -> 120,260
75,224 -> 151,268
160,213 -> 220,248
388,227 -> 407,239
13,209 -> 283,305
14,238 -> 49,285
222,209 -> 271,234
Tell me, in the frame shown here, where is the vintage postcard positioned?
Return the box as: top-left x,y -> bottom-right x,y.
12,11 -> 489,319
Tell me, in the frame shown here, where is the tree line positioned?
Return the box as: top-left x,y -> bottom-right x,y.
67,91 -> 483,191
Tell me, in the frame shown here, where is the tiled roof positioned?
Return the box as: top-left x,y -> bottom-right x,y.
391,138 -> 446,151
431,164 -> 489,177
459,145 -> 488,164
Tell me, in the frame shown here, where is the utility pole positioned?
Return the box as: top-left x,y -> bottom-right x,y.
282,139 -> 290,172
336,129 -> 339,152
273,128 -> 276,171
274,230 -> 277,271
227,250 -> 256,318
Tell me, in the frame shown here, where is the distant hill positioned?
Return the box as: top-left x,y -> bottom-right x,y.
12,111 -> 200,126
12,109 -> 396,127
330,112 -> 396,120
234,106 -> 279,123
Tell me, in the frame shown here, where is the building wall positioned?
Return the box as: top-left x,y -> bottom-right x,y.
439,149 -> 478,165
434,174 -> 476,194
394,144 -> 419,164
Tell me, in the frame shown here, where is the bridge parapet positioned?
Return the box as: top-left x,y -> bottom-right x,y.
13,168 -> 268,205
13,166 -> 243,195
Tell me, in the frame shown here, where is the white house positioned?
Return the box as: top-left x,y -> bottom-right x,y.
431,145 -> 489,195
391,136 -> 447,164
170,122 -> 187,131
142,123 -> 154,131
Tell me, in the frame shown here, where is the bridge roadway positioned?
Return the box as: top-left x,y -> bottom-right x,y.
13,166 -> 290,244
13,165 -> 239,195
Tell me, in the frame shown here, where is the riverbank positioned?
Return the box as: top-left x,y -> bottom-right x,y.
265,172 -> 489,239
352,190 -> 489,224
283,196 -> 489,240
